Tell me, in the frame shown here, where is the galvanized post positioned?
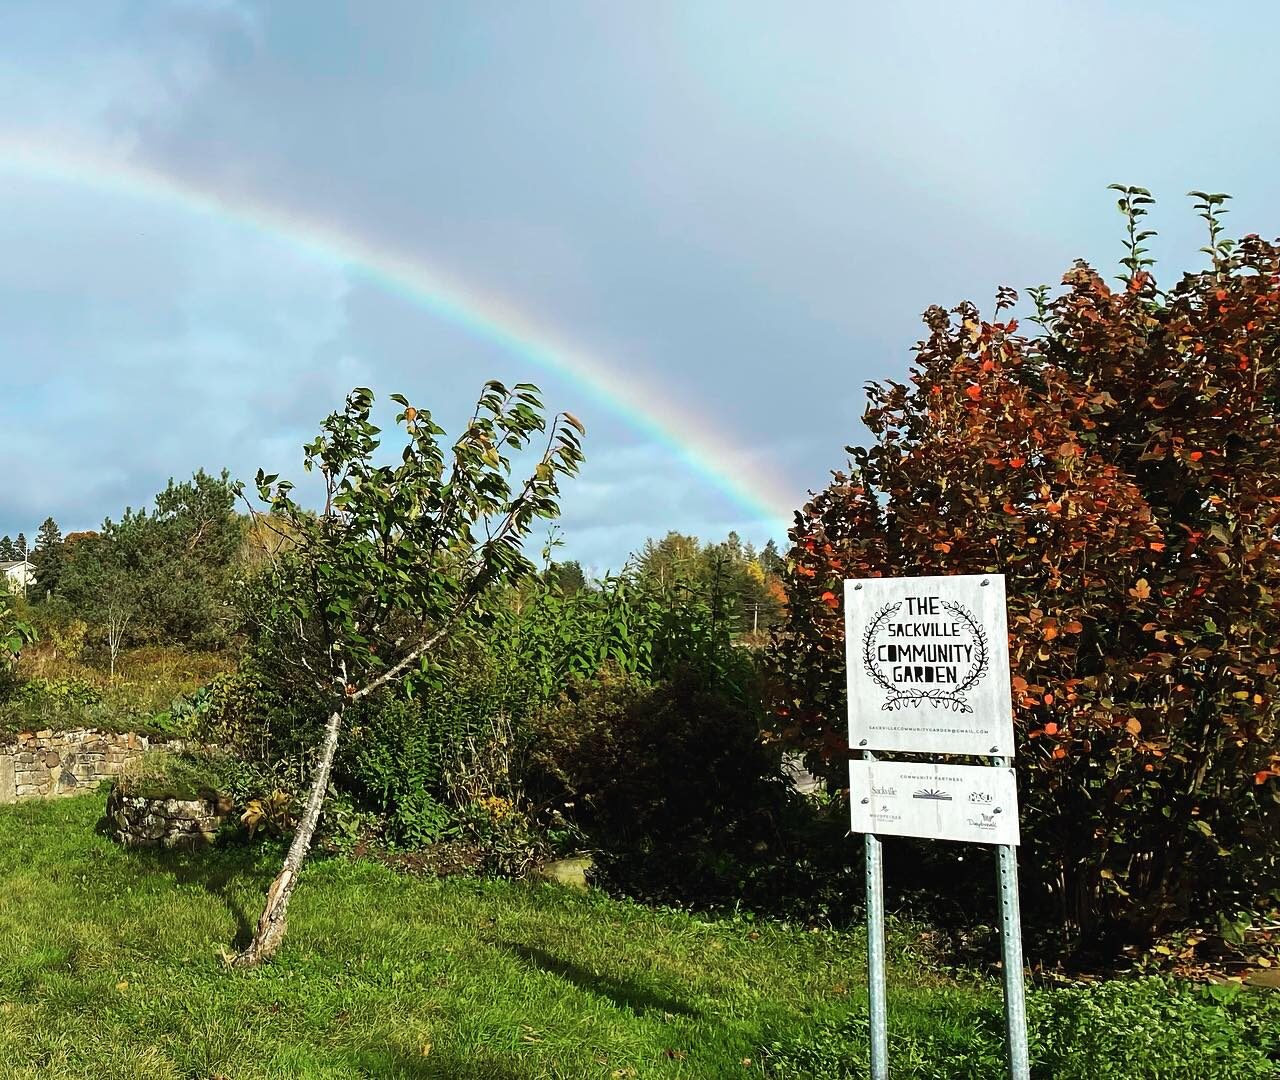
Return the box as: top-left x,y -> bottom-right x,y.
993,756 -> 1030,1080
863,750 -> 889,1080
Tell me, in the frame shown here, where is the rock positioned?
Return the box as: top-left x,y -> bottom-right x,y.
533,854 -> 593,890
1244,968 -> 1280,990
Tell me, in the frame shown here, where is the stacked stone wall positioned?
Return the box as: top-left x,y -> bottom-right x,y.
105,787 -> 232,849
0,729 -> 165,803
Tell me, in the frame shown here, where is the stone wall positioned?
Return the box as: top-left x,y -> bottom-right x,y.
105,786 -> 232,849
0,728 -> 165,803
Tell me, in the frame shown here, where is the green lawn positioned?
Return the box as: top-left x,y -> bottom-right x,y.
4,797 -> 1275,1079
0,795 -> 948,1079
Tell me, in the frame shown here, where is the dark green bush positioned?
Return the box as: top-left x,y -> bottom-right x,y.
526,654 -> 855,915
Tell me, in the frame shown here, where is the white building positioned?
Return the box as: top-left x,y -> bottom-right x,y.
0,560 -> 34,594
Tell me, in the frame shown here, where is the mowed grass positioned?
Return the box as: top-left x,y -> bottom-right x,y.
0,795 -> 975,1079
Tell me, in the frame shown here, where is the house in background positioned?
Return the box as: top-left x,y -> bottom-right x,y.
1,560 -> 34,594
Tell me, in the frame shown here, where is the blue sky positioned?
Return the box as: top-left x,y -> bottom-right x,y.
1,1 -> 1278,571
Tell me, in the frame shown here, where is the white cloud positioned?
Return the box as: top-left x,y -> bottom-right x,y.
0,0 -> 260,153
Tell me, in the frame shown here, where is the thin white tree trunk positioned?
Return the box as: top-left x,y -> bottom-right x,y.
228,623 -> 456,967
232,703 -> 344,967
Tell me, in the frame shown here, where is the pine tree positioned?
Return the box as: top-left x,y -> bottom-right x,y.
15,533 -> 28,560
759,538 -> 785,576
31,518 -> 64,598
0,536 -> 14,561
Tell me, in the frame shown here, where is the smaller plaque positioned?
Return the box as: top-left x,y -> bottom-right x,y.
849,759 -> 1019,846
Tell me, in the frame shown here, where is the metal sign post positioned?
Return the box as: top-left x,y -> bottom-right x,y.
862,752 -> 889,1080
993,756 -> 1030,1078
845,574 -> 1029,1080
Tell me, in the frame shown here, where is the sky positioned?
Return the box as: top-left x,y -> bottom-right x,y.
1,1 -> 1278,572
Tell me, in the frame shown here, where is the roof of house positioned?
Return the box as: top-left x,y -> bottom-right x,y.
0,560 -> 33,571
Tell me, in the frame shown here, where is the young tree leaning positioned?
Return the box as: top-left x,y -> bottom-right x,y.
231,382 -> 583,967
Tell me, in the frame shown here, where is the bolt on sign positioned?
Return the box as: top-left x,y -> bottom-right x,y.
845,574 -> 1014,757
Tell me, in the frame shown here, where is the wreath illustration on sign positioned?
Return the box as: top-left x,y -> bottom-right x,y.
861,600 -> 989,713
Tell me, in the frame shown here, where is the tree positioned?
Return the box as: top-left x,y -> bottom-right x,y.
54,532 -> 143,676
633,531 -> 785,637
57,471 -> 243,649
774,192 -> 1280,956
102,591 -> 135,681
15,533 -> 27,560
30,518 -> 64,598
759,538 -> 785,576
0,536 -> 15,561
634,532 -> 703,589
547,559 -> 587,595
108,470 -> 243,647
231,382 -> 583,966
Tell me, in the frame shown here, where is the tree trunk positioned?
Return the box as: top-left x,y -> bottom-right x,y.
231,704 -> 344,967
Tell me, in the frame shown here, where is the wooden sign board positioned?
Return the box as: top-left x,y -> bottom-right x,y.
849,759 -> 1020,845
845,574 -> 1014,757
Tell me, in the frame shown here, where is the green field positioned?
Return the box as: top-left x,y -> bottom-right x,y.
0,795 -> 923,1079
2,796 -> 1275,1079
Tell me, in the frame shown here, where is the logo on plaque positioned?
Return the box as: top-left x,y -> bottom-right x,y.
861,596 -> 989,713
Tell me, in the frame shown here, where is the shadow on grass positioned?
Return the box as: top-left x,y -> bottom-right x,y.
126,844 -> 274,951
497,941 -> 700,1018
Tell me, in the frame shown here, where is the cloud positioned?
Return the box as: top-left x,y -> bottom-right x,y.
0,1 -> 260,152
3,1 -> 1279,567
0,175 -> 351,531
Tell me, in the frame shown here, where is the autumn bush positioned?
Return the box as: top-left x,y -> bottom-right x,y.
774,191 -> 1280,959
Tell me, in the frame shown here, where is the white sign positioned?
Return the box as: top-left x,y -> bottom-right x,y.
845,574 -> 1013,756
849,759 -> 1020,845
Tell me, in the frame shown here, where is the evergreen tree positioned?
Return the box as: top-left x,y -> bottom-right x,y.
15,533 -> 28,560
547,559 -> 587,595
631,531 -> 785,636
31,518 -> 64,598
0,536 -> 15,561
58,470 -> 245,648
633,532 -> 702,589
759,538 -> 785,576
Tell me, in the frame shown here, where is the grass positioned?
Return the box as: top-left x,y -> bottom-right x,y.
0,795 -> 961,1079
5,798 -> 1275,1079
0,646 -> 233,739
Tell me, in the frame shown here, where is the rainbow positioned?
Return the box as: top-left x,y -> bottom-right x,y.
0,135 -> 795,529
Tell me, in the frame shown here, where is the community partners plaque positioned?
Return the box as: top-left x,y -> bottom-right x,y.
845,574 -> 1013,756
848,759 -> 1020,845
